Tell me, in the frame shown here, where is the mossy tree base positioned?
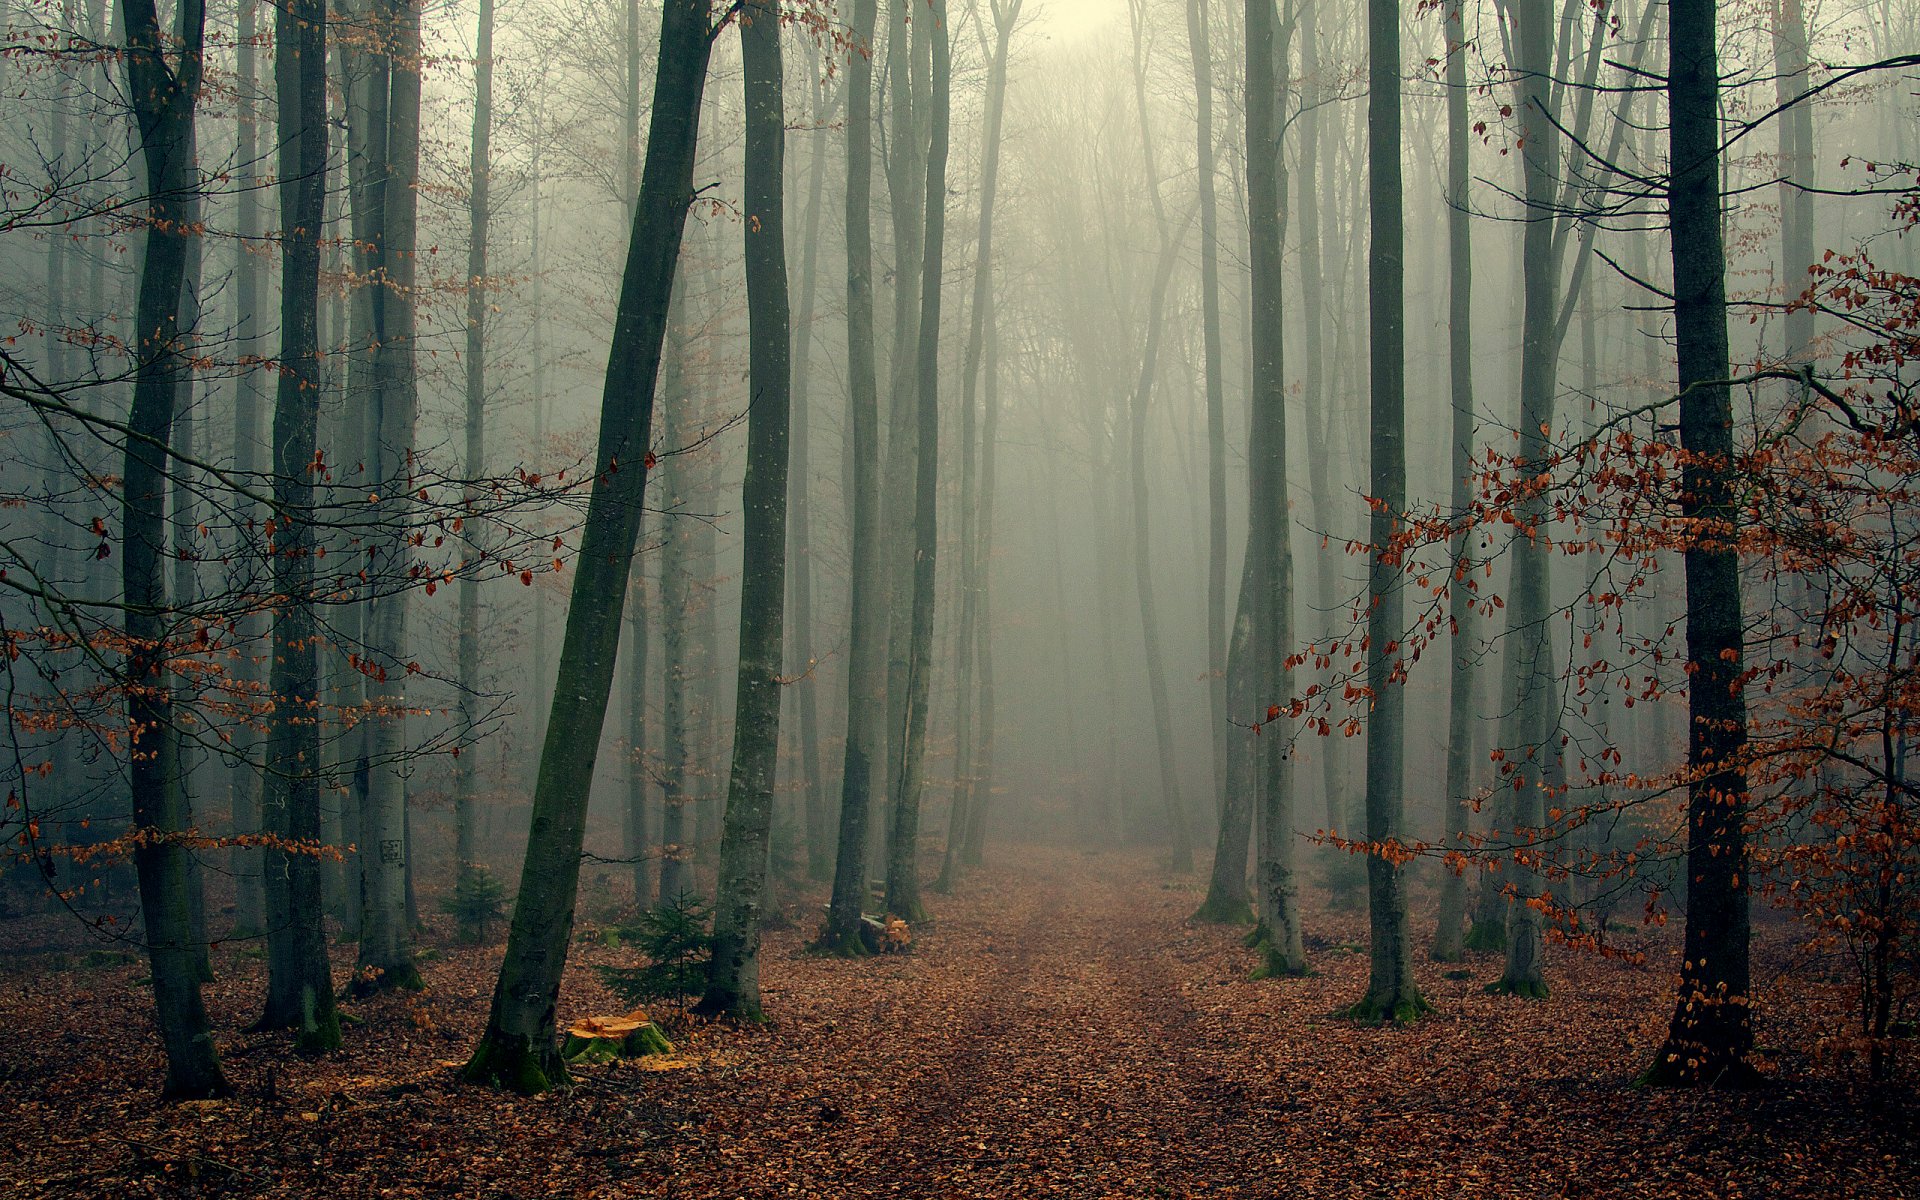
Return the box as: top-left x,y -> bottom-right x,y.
1339,992 -> 1435,1026
1248,937 -> 1311,981
347,961 -> 426,999
462,1031 -> 568,1095
1191,894 -> 1256,925
1485,976 -> 1549,1000
1462,920 -> 1506,953
813,929 -> 871,958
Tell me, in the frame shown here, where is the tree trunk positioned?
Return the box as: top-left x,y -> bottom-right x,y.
1644,0 -> 1756,1088
961,313 -> 1000,867
788,65 -> 834,884
822,0 -> 884,955
119,0 -> 226,1099
1491,0 -> 1557,1002
453,0 -> 496,937
1127,0 -> 1195,875
463,0 -> 714,1093
1246,0 -> 1304,976
1188,0 -> 1229,810
354,0 -> 424,996
258,0 -> 342,1051
881,0 -> 928,854
657,284 -> 694,905
936,0 -> 1020,894
698,0 -> 792,1022
1430,0 -> 1476,964
1353,0 -> 1427,1024
883,0 -> 949,926
228,0 -> 268,941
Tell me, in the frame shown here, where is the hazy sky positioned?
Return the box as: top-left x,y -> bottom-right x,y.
1028,0 -> 1122,43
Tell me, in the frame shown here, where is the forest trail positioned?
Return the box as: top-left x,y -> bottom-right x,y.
0,845 -> 1912,1198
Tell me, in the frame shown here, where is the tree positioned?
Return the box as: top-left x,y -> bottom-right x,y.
1429,0 -> 1477,965
117,0 -> 227,1099
346,0 -> 425,996
463,0 -> 719,1093
884,0 -> 952,925
256,0 -> 342,1053
936,0 -> 1023,895
1244,0 -> 1305,977
822,0 -> 885,956
699,0 -> 793,1022
452,0 -> 497,940
1643,0 -> 1757,1087
1350,0 -> 1427,1024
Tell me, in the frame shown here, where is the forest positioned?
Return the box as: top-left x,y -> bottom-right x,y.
0,0 -> 1916,1192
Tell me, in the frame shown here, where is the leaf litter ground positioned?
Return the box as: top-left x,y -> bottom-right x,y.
0,845 -> 1912,1197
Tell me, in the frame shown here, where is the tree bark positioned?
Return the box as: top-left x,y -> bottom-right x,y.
118,0 -> 226,1098
1353,0 -> 1427,1023
698,0 -> 792,1021
1491,0 -> 1557,1002
1246,0 -> 1304,975
1430,0 -> 1477,964
1644,0 -> 1756,1088
453,0 -> 496,933
228,0 -> 268,941
258,0 -> 342,1051
351,0 -> 424,996
883,0 -> 950,926
937,0 -> 1020,894
463,0 -> 714,1092
822,0 -> 884,955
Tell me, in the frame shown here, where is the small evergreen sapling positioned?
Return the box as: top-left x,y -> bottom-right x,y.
598,894 -> 713,1025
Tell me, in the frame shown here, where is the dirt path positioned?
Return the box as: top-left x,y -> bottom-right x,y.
0,844 -> 1911,1198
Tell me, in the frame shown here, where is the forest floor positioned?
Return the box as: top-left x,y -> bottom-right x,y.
0,844 -> 1913,1198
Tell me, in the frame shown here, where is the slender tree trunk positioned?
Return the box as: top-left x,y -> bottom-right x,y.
937,0 -> 1020,893
453,0 -> 496,939
1353,0 -> 1427,1023
1645,0 -> 1756,1087
463,0 -> 714,1092
657,286 -> 694,905
1430,0 -> 1477,964
119,0 -> 226,1099
228,0 -> 268,940
1491,0 -> 1557,1001
881,0 -> 928,852
1246,0 -> 1304,975
822,0 -> 883,954
258,0 -> 342,1051
699,0 -> 792,1020
620,0 -> 651,911
884,0 -> 950,925
961,314 -> 1000,866
1127,0 -> 1195,874
354,0 -> 424,995
788,66 -> 834,884
1189,0 -> 1230,809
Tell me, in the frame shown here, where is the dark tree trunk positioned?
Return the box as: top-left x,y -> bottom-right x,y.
698,0 -> 792,1022
884,0 -> 950,926
463,0 -> 715,1093
228,0 -> 268,941
822,0 -> 884,955
1353,0 -> 1427,1024
256,0 -> 342,1053
1245,0 -> 1304,975
936,0 -> 1020,894
118,0 -> 227,1099
1644,0 -> 1756,1088
1430,0 -> 1477,965
454,0 -> 496,933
